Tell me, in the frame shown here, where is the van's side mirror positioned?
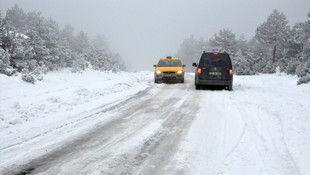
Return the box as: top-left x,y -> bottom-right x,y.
183,65 -> 186,67
153,65 -> 157,67
192,63 -> 197,67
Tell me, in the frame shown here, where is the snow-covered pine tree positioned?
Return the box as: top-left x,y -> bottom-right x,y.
92,34 -> 109,52
5,5 -> 26,33
73,31 -> 89,54
255,9 -> 290,69
0,11 -> 16,75
284,24 -> 304,74
86,47 -> 107,71
233,50 -> 255,75
0,12 -> 3,48
1,5 -> 126,80
61,24 -> 74,43
0,47 -> 12,75
175,35 -> 207,71
24,12 -> 62,71
236,35 -> 249,54
107,52 -> 126,72
60,24 -> 75,67
112,53 -> 126,72
296,12 -> 310,84
209,29 -> 238,55
44,17 -> 64,70
233,35 -> 257,75
86,35 -> 126,72
300,12 -> 310,61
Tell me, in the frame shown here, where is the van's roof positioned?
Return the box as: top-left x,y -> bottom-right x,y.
203,52 -> 229,55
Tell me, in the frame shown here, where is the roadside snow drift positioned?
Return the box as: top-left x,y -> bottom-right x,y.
0,69 -> 152,167
172,74 -> 310,175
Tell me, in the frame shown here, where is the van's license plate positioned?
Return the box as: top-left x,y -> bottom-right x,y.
209,72 -> 222,75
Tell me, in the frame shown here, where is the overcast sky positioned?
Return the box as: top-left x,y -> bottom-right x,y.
1,0 -> 309,71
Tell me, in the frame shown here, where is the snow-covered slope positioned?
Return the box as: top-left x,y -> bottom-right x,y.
0,69 -> 152,157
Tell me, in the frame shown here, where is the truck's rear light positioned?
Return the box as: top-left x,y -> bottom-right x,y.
214,53 -> 218,55
198,68 -> 202,75
229,69 -> 233,76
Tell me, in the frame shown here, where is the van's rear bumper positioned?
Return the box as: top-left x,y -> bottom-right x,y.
196,79 -> 232,86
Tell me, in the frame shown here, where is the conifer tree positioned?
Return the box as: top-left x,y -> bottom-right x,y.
5,5 -> 26,33
255,9 -> 290,63
209,29 -> 237,55
0,12 -> 3,47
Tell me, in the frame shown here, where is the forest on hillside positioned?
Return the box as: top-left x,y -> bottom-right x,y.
1,6 -> 310,85
0,5 -> 126,83
176,9 -> 310,84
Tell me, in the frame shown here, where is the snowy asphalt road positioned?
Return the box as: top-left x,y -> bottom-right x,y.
1,73 -> 310,175
30,81 -> 199,175
3,75 -> 199,175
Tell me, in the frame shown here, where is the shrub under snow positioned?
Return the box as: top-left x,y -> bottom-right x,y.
21,73 -> 36,84
298,74 -> 310,85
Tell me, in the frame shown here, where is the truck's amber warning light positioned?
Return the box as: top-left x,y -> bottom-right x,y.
214,53 -> 218,55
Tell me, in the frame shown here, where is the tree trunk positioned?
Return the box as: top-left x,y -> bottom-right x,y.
272,45 -> 276,63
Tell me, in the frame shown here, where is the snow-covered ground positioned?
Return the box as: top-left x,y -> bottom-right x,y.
0,69 -> 151,129
173,74 -> 310,175
0,69 -> 152,173
0,70 -> 309,175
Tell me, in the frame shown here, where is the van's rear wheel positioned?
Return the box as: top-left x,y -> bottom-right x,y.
228,83 -> 233,91
195,84 -> 200,90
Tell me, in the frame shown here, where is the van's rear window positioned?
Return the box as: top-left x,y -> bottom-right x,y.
200,54 -> 231,67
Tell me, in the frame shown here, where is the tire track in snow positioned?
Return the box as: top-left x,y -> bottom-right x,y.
83,83 -> 198,175
9,79 -> 198,175
232,89 -> 301,175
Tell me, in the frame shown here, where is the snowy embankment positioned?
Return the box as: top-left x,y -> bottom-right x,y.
173,74 -> 310,175
0,69 -> 152,167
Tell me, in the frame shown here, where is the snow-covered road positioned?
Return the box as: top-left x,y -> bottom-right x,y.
0,71 -> 309,175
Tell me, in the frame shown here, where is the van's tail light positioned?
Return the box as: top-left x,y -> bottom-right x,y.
229,69 -> 233,76
197,68 -> 202,75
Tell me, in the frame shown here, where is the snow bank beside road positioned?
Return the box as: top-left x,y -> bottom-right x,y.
0,69 -> 152,151
173,74 -> 310,175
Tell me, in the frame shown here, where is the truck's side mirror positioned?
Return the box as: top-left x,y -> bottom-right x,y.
183,65 -> 186,67
192,63 -> 197,67
153,65 -> 157,67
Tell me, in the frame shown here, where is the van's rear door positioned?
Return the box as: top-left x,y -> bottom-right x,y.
199,53 -> 232,80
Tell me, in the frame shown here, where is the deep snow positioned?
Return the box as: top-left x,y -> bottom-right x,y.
0,70 -> 309,175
